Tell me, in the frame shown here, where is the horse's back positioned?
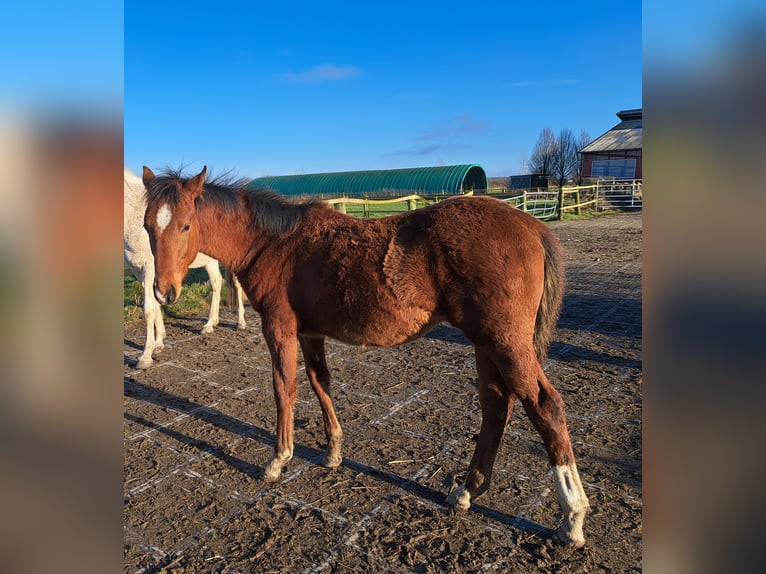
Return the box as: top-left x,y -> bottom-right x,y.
388,195 -> 555,343
290,196 -> 554,347
391,195 -> 552,282
422,194 -> 550,243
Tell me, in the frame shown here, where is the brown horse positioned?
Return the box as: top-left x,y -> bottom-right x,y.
142,166 -> 590,547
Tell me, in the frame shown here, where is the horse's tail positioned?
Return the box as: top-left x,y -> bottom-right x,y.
224,268 -> 236,310
534,229 -> 565,364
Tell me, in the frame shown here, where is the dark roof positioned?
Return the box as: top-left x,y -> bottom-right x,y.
249,164 -> 487,197
580,109 -> 642,154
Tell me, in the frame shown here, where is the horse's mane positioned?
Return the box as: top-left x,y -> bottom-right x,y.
144,167 -> 325,234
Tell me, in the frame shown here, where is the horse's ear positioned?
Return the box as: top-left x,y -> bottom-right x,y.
142,166 -> 155,185
186,166 -> 207,199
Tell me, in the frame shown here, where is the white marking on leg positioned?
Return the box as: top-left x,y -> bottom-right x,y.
554,463 -> 589,515
553,463 -> 590,547
264,449 -> 293,482
156,203 -> 172,232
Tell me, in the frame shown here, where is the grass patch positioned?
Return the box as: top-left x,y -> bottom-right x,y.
344,201 -> 412,219
123,271 -> 144,323
124,266 -> 230,324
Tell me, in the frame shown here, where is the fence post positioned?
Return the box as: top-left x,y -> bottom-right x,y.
335,201 -> 346,214
407,198 -> 417,211
557,187 -> 564,220
596,180 -> 602,210
575,189 -> 581,216
522,190 -> 527,212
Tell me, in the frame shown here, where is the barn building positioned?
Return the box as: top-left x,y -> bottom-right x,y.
579,109 -> 642,180
509,174 -> 549,190
249,164 -> 487,198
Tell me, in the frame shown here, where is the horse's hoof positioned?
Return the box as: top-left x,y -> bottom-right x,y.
445,484 -> 471,511
555,525 -> 586,548
263,461 -> 284,482
136,357 -> 153,369
263,469 -> 281,482
201,325 -> 214,335
322,453 -> 342,468
237,322 -> 247,330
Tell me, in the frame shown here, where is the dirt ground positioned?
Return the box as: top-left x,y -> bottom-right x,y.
124,211 -> 642,573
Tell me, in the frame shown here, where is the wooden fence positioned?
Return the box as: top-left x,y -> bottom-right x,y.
323,179 -> 642,220
325,194 -> 431,217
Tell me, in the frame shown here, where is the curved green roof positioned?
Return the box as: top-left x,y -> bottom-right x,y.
248,164 -> 487,198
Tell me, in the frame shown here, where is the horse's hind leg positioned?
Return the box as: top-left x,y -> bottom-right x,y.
520,364 -> 590,547
299,335 -> 343,468
447,347 -> 516,509
448,342 -> 589,547
202,260 -> 222,334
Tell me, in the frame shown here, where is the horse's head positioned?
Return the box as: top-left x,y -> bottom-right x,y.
142,166 -> 206,305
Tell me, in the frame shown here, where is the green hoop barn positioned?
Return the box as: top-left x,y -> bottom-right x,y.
249,164 -> 487,198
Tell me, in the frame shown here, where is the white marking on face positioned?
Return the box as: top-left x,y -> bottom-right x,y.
154,284 -> 166,305
156,203 -> 172,233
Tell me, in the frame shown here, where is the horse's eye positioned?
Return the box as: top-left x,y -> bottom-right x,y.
181,224 -> 190,232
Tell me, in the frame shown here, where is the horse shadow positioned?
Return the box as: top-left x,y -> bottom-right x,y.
424,323 -> 640,369
424,324 -> 470,345
124,378 -> 555,541
548,342 -> 642,369
558,294 -> 642,338
124,338 -> 143,352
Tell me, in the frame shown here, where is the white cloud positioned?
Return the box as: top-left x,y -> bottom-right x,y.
416,115 -> 489,142
282,64 -> 361,84
507,78 -> 578,88
390,115 -> 489,158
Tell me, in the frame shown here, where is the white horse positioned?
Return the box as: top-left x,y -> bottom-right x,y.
124,167 -> 247,369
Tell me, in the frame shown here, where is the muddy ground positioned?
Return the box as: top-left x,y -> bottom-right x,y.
124,212 -> 642,573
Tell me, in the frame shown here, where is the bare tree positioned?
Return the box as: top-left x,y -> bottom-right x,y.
574,130 -> 591,185
528,127 -> 557,181
551,128 -> 578,189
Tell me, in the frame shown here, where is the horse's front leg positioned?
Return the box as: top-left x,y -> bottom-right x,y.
299,335 -> 343,468
137,265 -> 164,369
201,260 -> 222,334
263,318 -> 299,482
233,274 -> 247,330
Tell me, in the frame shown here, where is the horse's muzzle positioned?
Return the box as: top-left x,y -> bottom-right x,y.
154,282 -> 177,305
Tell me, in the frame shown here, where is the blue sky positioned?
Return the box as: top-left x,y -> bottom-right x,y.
125,1 -> 641,179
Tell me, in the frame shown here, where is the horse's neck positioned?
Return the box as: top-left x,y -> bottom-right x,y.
196,203 -> 260,274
